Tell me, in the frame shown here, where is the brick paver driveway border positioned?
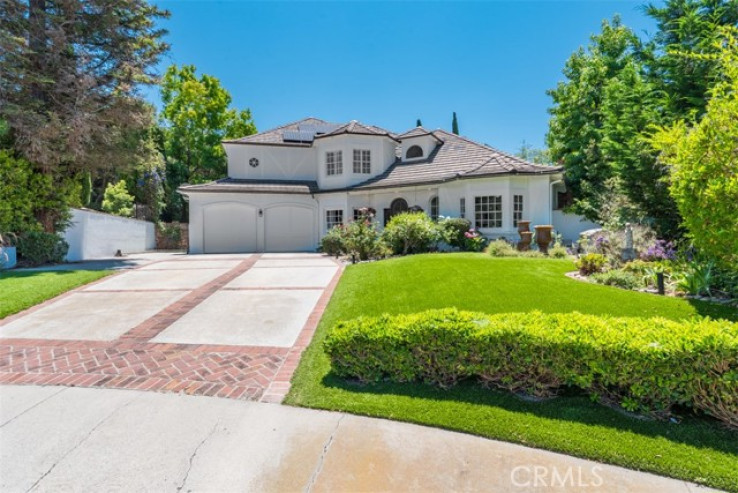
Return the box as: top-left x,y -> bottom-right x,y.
0,254 -> 344,403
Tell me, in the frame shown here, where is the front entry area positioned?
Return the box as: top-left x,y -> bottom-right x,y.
202,202 -> 316,254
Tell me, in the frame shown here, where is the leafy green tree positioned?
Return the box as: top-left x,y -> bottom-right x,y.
645,0 -> 738,120
516,140 -> 553,165
652,28 -> 738,269
452,112 -> 459,135
0,150 -> 79,233
547,17 -> 641,223
159,64 -> 257,220
0,0 -> 169,231
102,180 -> 135,218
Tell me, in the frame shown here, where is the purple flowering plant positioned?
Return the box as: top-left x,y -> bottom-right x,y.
641,239 -> 676,262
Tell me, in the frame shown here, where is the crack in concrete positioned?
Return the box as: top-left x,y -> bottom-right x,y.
176,421 -> 220,492
25,395 -> 136,492
304,414 -> 345,493
1,387 -> 67,428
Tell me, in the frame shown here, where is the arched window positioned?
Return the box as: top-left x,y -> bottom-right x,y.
429,196 -> 439,221
390,198 -> 409,215
406,145 -> 423,159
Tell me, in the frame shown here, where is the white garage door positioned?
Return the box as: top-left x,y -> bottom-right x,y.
203,202 -> 258,253
264,205 -> 315,252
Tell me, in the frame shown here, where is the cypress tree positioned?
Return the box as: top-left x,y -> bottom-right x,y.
416,119 -> 422,127
452,112 -> 459,134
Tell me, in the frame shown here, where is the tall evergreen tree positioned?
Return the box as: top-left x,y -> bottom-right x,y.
451,112 -> 459,134
547,17 -> 641,224
416,119 -> 422,127
0,0 -> 169,231
644,0 -> 738,120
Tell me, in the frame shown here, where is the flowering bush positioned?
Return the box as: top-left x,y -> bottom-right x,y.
319,208 -> 386,261
641,239 -> 676,262
438,217 -> 471,249
463,228 -> 487,252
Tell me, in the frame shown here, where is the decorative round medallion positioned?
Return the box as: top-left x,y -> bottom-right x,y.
249,157 -> 259,168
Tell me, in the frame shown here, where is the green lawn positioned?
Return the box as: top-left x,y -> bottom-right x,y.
286,253 -> 738,491
0,270 -> 111,319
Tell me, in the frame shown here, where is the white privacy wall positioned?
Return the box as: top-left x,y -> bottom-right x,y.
64,208 -> 156,261
552,210 -> 601,244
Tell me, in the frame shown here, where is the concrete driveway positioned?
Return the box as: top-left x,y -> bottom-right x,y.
0,253 -> 342,402
0,385 -> 715,493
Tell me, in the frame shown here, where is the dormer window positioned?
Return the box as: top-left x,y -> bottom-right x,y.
326,151 -> 343,176
406,145 -> 423,159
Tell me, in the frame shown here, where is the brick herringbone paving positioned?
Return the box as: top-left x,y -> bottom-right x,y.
0,255 -> 345,403
0,341 -> 288,400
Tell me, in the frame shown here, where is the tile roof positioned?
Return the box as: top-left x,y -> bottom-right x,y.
350,129 -> 561,191
178,178 -> 318,195
223,117 -> 396,146
210,118 -> 562,194
395,126 -> 440,141
314,120 -> 397,141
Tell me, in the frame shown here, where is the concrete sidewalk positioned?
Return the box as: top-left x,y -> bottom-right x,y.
0,385 -> 714,493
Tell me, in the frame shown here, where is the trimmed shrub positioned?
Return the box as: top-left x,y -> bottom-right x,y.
548,244 -> 569,259
16,231 -> 69,266
324,309 -> 738,427
591,270 -> 641,290
320,226 -> 346,257
575,253 -> 606,275
485,239 -> 518,257
381,212 -> 439,255
439,217 -> 471,249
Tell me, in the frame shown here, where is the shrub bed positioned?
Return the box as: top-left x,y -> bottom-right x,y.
324,309 -> 738,428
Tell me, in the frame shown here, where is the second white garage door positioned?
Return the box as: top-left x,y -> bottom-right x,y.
264,205 -> 316,252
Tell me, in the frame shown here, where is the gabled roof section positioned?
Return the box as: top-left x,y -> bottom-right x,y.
223,117 -> 338,146
223,117 -> 398,146
313,120 -> 398,142
395,126 -> 442,143
350,129 -> 561,191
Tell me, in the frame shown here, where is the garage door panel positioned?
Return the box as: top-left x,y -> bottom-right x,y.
265,206 -> 315,252
203,203 -> 257,253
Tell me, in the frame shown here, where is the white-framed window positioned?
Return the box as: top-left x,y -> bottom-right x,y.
429,196 -> 439,221
475,195 -> 502,229
326,151 -> 343,176
513,194 -> 524,227
326,209 -> 344,230
353,149 -> 371,174
460,197 -> 466,218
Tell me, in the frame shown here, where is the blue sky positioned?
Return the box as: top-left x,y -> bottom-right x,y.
146,0 -> 658,153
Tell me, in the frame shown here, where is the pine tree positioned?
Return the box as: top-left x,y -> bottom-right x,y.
452,112 -> 459,134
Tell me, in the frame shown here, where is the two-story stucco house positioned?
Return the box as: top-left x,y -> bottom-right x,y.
179,117 -> 583,254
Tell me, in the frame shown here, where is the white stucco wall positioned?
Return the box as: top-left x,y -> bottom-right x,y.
552,210 -> 601,244
64,208 -> 156,262
314,134 -> 398,191
225,144 -> 318,181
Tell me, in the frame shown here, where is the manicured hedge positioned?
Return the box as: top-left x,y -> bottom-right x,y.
324,309 -> 738,428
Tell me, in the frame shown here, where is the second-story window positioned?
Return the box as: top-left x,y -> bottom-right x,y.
353,149 -> 371,174
326,151 -> 343,176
